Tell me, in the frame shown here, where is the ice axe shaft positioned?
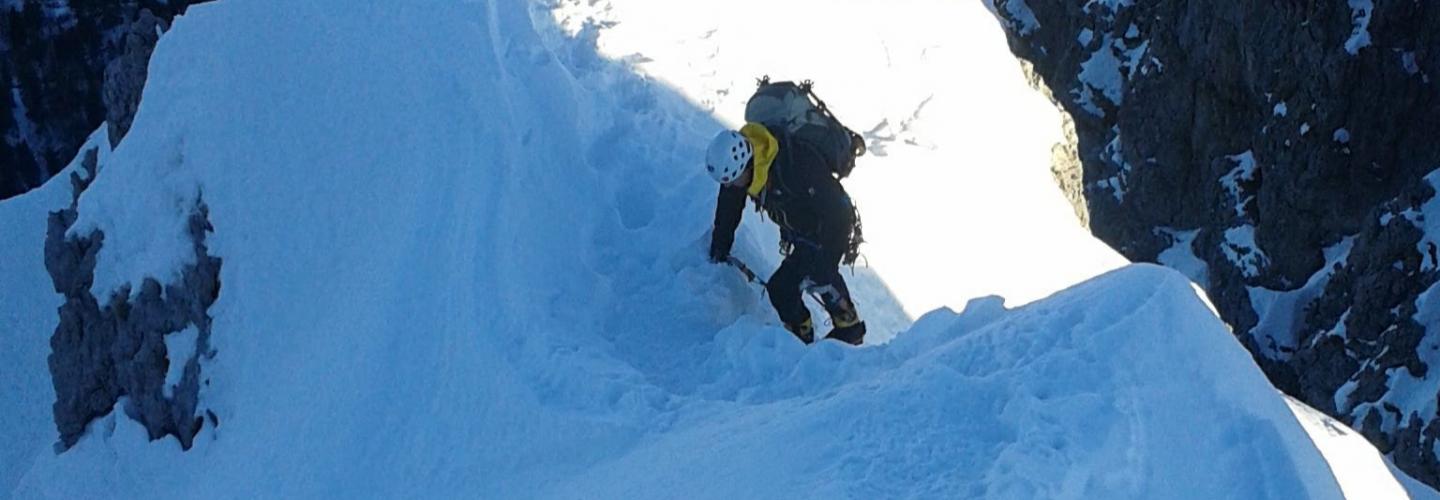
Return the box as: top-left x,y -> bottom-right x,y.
725,256 -> 824,304
725,256 -> 766,286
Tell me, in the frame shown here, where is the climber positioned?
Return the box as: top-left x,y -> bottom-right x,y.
705,123 -> 866,345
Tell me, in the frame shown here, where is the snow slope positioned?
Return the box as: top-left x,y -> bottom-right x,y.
0,130 -> 90,495
1285,395 -> 1436,499
548,265 -> 1344,499
0,0 -> 1422,497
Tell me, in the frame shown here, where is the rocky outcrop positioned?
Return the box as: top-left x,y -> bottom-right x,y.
44,146 -> 221,451
989,0 -> 1440,487
0,1 -> 200,200
103,7 -> 170,147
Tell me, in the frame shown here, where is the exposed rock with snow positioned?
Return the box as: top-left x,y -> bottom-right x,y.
989,0 -> 1440,486
0,1 -> 196,200
43,145 -> 220,451
2,0 -> 1437,496
104,8 -> 170,147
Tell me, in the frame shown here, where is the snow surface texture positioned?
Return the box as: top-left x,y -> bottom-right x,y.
0,0 -> 1421,497
0,133 -> 73,494
551,265 -> 1350,499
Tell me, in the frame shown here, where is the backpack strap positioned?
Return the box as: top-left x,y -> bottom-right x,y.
797,81 -> 861,156
799,80 -> 830,115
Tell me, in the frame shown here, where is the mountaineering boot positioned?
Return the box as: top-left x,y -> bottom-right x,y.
825,321 -> 866,346
785,318 -> 815,344
823,297 -> 865,345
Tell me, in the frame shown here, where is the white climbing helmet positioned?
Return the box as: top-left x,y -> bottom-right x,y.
705,130 -> 753,184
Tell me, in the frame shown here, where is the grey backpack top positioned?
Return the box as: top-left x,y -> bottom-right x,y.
744,77 -> 866,179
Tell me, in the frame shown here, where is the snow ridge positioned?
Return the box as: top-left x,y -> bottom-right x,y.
0,0 -> 1419,497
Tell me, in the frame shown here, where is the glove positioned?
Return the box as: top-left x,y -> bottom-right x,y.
708,242 -> 729,264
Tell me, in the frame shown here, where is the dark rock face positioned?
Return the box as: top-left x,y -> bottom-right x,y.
44,146 -> 221,451
0,0 -> 199,200
990,0 -> 1440,487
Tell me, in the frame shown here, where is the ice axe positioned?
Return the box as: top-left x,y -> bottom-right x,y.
725,256 -> 826,303
725,256 -> 766,286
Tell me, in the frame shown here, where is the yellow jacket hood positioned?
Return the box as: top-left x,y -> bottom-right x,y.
739,123 -> 777,198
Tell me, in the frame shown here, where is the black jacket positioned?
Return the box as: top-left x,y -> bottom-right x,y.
711,128 -> 855,258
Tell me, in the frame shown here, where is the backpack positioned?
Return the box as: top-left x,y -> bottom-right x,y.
744,77 -> 866,179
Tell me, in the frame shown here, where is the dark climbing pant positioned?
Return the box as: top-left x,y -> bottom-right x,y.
766,242 -> 856,328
